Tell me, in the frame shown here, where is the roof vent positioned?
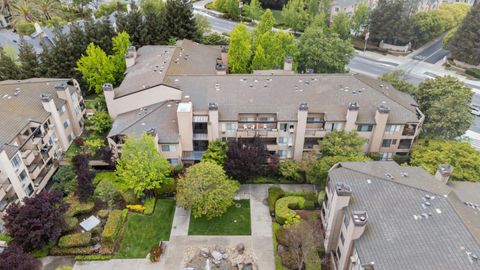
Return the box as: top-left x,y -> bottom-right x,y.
40,93 -> 53,102
335,182 -> 352,196
348,101 -> 360,111
385,173 -> 394,180
103,83 -> 113,91
352,211 -> 368,226
299,102 -> 308,111
54,82 -> 67,90
208,102 -> 218,111
377,104 -> 391,114
400,172 -> 409,177
14,88 -> 21,96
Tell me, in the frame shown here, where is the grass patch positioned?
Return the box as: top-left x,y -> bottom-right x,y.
188,200 -> 251,235
64,143 -> 82,159
115,199 -> 175,258
93,171 -> 117,186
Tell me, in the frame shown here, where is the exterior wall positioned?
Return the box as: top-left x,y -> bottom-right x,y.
369,109 -> 389,152
294,109 -> 308,160
323,182 -> 352,252
177,102 -> 194,151
105,85 -> 182,119
208,109 -> 219,141
0,151 -> 31,201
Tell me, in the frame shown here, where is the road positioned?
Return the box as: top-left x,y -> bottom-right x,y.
193,3 -> 480,136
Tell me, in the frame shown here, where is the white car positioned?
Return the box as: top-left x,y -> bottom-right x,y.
472,107 -> 480,117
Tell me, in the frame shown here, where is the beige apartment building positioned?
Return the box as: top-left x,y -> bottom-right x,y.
106,40 -> 424,164
0,79 -> 85,228
322,161 -> 480,270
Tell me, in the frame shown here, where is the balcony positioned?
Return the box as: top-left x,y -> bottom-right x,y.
33,163 -> 56,191
182,151 -> 204,161
402,124 -> 417,136
21,150 -> 36,166
193,133 -> 208,141
305,128 -> 327,137
266,144 -> 278,151
398,139 -> 413,150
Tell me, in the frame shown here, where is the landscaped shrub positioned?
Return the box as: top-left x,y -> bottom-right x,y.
278,160 -> 303,183
97,209 -> 110,219
275,196 -> 305,224
32,247 -> 49,258
466,68 -> 480,79
144,197 -> 156,215
55,267 -> 73,270
155,182 -> 177,197
49,246 -> 93,255
285,191 -> 318,209
120,189 -> 138,204
149,246 -> 163,262
121,209 -> 128,222
305,249 -> 322,270
58,232 -> 92,248
74,255 -> 113,261
281,250 -> 302,270
0,233 -> 12,243
126,204 -> 145,213
102,210 -> 123,244
317,191 -> 325,205
64,194 -> 95,217
268,186 -> 285,214
64,217 -> 78,232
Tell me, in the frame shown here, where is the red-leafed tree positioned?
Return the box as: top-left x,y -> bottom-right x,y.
0,245 -> 41,270
72,153 -> 94,201
4,192 -> 68,252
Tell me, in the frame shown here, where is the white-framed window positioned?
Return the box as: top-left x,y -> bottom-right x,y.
380,152 -> 393,160
71,92 -> 78,101
340,231 -> 345,245
10,154 -> 21,168
357,124 -> 373,132
59,105 -> 66,115
225,123 -> 236,131
385,124 -> 401,134
19,169 -> 28,182
161,145 -> 177,152
63,119 -> 70,129
279,123 -> 288,132
278,137 -> 288,144
278,150 -> 292,158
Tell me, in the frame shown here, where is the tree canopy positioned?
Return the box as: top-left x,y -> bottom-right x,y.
320,131 -> 366,157
201,140 -> 228,166
449,2 -> 480,65
76,42 -> 116,94
306,155 -> 370,188
0,245 -> 40,270
176,161 -> 240,219
281,0 -> 310,32
115,133 -> 173,198
228,24 -> 252,73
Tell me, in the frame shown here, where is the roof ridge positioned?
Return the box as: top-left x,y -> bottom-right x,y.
115,101 -> 171,136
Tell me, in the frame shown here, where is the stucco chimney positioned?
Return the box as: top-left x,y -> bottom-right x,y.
294,102 -> 308,160
345,101 -> 359,132
177,101 -> 193,151
435,164 -> 453,184
369,104 -> 390,152
208,102 -> 219,141
103,83 -> 116,118
125,46 -> 137,68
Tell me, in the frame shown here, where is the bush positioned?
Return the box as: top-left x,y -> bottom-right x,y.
64,217 -> 78,232
0,233 -> 12,243
55,267 -> 73,270
58,232 -> 92,248
155,182 -> 176,198
65,194 -> 95,217
102,210 -> 123,244
144,197 -> 156,215
278,160 -> 303,183
98,209 -> 110,219
305,249 -> 322,270
285,190 -> 318,209
120,189 -> 138,204
281,250 -> 302,269
75,254 -> 113,261
126,204 -> 145,213
317,191 -> 325,205
268,186 -> 285,214
49,246 -> 93,255
275,196 -> 305,224
121,209 -> 128,222
466,68 -> 480,79
15,21 -> 35,35
32,247 -> 49,258
201,32 -> 229,45
149,246 -> 163,262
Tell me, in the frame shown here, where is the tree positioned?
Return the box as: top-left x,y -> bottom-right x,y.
84,138 -> 105,154
76,43 -> 116,94
10,0 -> 39,26
51,165 -> 77,194
176,162 -> 240,219
351,2 -> 368,36
320,131 -> 365,157
306,0 -> 319,17
245,0 -> 263,20
111,31 -> 131,83
72,153 -> 94,201
84,18 -> 116,54
0,49 -> 19,80
331,12 -> 351,40
94,179 -> 119,207
449,2 -> 480,65
410,139 -> 480,182
116,3 -> 145,47
164,0 -> 198,41
139,0 -> 165,13
115,133 -> 173,198
35,0 -> 61,22
228,23 -> 252,73
201,140 -> 228,166
253,9 -> 275,41
0,245 -> 41,270
369,0 -> 414,45
18,37 -> 40,79
224,0 -> 241,20
195,15 -> 211,37
306,155 -> 370,187
94,1 -> 127,18
278,160 -> 302,182
4,192 -> 68,252
201,32 -> 230,45
298,27 -> 354,73
411,11 -> 442,46
282,0 -> 310,32
141,4 -> 168,45
252,45 -> 269,70
379,70 -> 417,95
225,137 -> 277,182
416,76 -> 473,139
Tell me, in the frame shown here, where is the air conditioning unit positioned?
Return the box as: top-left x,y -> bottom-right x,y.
289,128 -> 294,133
288,143 -> 293,147
350,256 -> 357,264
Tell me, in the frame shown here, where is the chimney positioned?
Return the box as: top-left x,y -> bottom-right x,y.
345,101 -> 359,132
435,164 -> 453,184
293,102 -> 308,160
177,100 -> 193,151
208,102 -> 219,141
215,58 -> 227,75
369,103 -> 390,152
125,46 -> 137,68
103,83 -> 116,118
284,56 -> 293,71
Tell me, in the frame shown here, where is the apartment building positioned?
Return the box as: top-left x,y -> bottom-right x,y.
0,79 -> 85,228
322,161 -> 480,270
106,40 -> 424,164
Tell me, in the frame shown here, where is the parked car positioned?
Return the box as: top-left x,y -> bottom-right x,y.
471,106 -> 480,117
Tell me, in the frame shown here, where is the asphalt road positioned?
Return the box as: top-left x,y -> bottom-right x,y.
412,38 -> 450,64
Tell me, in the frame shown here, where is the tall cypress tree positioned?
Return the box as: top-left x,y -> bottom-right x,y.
164,0 -> 198,41
0,49 -> 20,80
18,38 -> 40,79
142,6 -> 167,45
116,4 -> 145,47
449,3 -> 480,65
85,18 -> 116,54
41,29 -> 76,78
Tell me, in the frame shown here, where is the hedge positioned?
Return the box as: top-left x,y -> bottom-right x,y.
268,186 -> 285,214
64,217 -> 78,232
285,191 -> 317,210
466,68 -> 480,79
75,254 -> 113,261
275,196 -> 306,224
102,210 -> 123,244
58,232 -> 92,248
65,195 -> 95,217
317,191 -> 325,205
144,197 -> 156,215
98,209 -> 110,219
50,246 -> 93,255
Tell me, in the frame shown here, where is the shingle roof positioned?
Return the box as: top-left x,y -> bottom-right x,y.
0,78 -> 69,149
108,100 -> 180,143
329,161 -> 480,270
170,74 -> 420,123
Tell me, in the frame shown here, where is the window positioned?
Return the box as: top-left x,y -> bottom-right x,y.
328,122 -> 339,131
278,150 -> 291,158
161,145 -> 176,152
168,159 -> 180,165
385,124 -> 401,134
59,105 -> 66,115
307,117 -> 322,123
63,119 -> 70,129
380,152 -> 393,160
19,169 -> 28,182
343,213 -> 349,227
336,247 -> 342,259
25,184 -> 34,196
280,123 -> 288,132
357,124 -> 373,132
71,92 -> 78,101
68,132 -> 75,142
278,137 -> 288,144
10,154 -> 21,168
225,123 -> 236,131
340,232 -> 345,245
382,139 -> 392,148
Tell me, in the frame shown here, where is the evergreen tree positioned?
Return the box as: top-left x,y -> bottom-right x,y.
111,32 -> 131,83
252,45 -> 269,70
281,0 -> 310,32
18,38 -> 39,79
369,0 -> 414,45
253,9 -> 276,42
116,4 -> 145,47
40,29 -> 76,78
85,18 -> 116,54
449,2 -> 480,65
331,12 -> 351,40
142,5 -> 168,45
164,0 -> 198,41
224,0 -> 241,20
76,43 -> 116,94
245,0 -> 263,20
0,49 -> 19,80
306,0 -> 320,17
228,23 -> 252,73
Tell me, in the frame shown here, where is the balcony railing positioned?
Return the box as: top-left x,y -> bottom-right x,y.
305,128 -> 327,137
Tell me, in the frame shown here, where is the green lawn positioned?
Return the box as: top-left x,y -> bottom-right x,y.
188,200 -> 251,235
115,199 -> 176,258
